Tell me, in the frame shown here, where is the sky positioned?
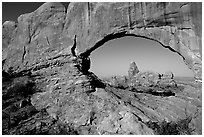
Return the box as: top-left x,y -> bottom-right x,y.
2,2 -> 69,23
90,36 -> 194,78
2,2 -> 194,78
2,2 -> 44,23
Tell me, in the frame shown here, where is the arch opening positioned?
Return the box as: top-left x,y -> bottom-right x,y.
89,36 -> 194,79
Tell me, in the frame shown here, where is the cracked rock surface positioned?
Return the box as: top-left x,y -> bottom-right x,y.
2,2 -> 202,135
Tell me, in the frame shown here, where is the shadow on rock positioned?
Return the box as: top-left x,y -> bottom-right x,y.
2,72 -> 42,134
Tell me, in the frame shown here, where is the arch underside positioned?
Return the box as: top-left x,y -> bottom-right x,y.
81,31 -> 181,58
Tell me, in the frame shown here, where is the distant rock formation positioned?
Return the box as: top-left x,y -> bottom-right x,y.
129,71 -> 159,87
163,71 -> 174,79
128,61 -> 139,78
159,71 -> 177,87
128,70 -> 177,87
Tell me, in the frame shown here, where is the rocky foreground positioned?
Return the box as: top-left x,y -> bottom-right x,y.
2,2 -> 202,135
2,60 -> 202,135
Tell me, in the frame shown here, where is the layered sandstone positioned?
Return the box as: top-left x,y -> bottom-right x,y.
2,2 -> 202,135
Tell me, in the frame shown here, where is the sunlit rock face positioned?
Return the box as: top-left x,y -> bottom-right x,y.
2,2 -> 202,135
2,21 -> 17,49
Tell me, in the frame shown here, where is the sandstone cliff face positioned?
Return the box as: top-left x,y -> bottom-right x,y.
2,2 -> 202,135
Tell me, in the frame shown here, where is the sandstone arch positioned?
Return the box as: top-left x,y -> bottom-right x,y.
65,2 -> 201,80
2,2 -> 202,80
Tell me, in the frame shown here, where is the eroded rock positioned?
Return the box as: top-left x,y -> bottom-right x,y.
128,61 -> 139,78
2,2 -> 202,135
